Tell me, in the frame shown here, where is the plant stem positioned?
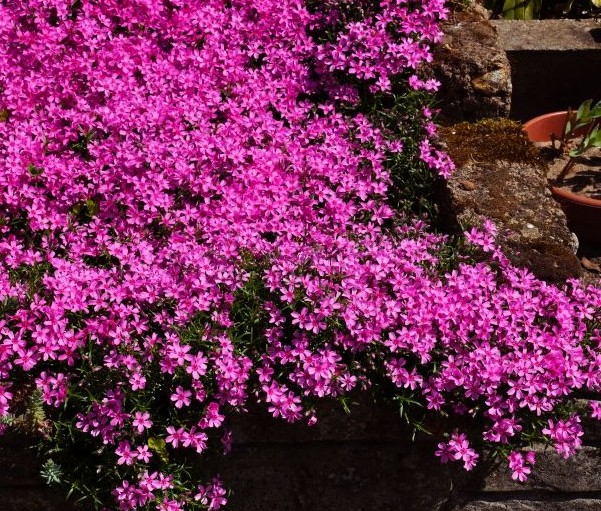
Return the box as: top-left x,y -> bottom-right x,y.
554,158 -> 576,185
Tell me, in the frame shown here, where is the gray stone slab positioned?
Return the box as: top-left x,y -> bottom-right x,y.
0,489 -> 77,511
0,444 -> 42,486
457,499 -> 601,511
208,441 -> 454,511
229,396 -> 406,444
492,20 -> 601,51
482,446 -> 601,492
439,120 -> 581,283
488,19 -> 601,121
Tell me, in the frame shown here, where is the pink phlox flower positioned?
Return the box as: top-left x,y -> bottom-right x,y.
158,499 -> 184,511
171,386 -> 192,408
200,402 -> 224,428
508,450 -> 535,482
132,411 -> 153,433
590,401 -> 601,420
116,440 -> 135,466
165,425 -> 185,448
135,444 -> 153,463
195,478 -> 228,510
542,416 -> 583,459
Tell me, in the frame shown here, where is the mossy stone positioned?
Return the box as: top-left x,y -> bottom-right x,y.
439,118 -> 545,168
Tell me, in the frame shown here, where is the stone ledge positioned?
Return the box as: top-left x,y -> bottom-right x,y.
456,498 -> 601,511
229,396 -> 406,445
0,488 -> 76,511
491,19 -> 601,51
439,120 -> 581,283
488,19 -> 601,121
207,440 -> 454,511
482,446 -> 601,493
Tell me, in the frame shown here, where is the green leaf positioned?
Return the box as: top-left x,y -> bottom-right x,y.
504,0 -> 541,19
588,125 -> 601,147
27,163 -> 43,176
562,0 -> 576,12
85,198 -> 99,217
148,437 -> 169,463
592,0 -> 601,8
576,99 -> 592,122
564,118 -> 572,138
589,100 -> 601,119
502,0 -> 518,19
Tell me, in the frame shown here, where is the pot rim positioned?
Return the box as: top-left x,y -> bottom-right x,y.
550,185 -> 601,208
523,111 -> 570,130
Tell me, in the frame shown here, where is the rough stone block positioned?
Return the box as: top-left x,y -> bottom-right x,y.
457,499 -> 601,511
0,488 -> 77,511
482,447 -> 601,493
432,3 -> 511,124
229,396 -> 406,445
439,120 -> 581,283
492,20 -> 601,51
490,20 -> 601,121
208,440 -> 454,511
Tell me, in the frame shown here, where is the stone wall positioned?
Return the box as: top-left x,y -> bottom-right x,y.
491,19 -> 601,122
0,433 -> 77,511
3,400 -> 601,510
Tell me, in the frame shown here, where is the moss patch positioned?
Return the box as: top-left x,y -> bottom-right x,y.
439,118 -> 545,168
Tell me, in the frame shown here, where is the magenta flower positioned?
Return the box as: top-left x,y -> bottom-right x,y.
0,0 -> 598,509
132,412 -> 153,434
116,440 -> 135,466
170,387 -> 192,409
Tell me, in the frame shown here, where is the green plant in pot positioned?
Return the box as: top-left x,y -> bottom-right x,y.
554,99 -> 601,182
487,0 -> 601,19
524,99 -> 601,244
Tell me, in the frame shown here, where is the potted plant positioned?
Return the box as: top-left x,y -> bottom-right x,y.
523,99 -> 601,244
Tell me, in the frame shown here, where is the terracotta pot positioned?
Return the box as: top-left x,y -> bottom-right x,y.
524,111 -> 601,244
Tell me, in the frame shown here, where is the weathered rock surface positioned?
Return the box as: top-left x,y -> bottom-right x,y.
210,439 -> 454,511
0,433 -> 77,511
432,3 -> 511,124
228,394 -> 405,444
4,404 -> 601,510
492,19 -> 601,51
456,500 -> 601,511
207,399 -> 456,511
439,120 -> 582,283
482,446 -> 601,493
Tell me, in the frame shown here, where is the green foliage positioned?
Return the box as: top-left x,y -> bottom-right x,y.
502,0 -> 541,19
69,128 -> 96,160
555,99 -> 601,182
148,437 -> 170,463
486,0 -> 601,18
41,459 -> 64,485
70,197 -> 100,224
565,99 -> 601,157
27,163 -> 44,176
8,262 -> 54,299
360,87 -> 442,220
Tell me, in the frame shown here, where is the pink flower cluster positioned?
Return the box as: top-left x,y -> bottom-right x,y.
508,450 -> 535,482
435,432 -> 479,470
0,0 -> 599,509
542,416 -> 584,459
